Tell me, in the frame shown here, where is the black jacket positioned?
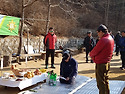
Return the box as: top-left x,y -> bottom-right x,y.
60,57 -> 78,78
115,33 -> 121,44
83,36 -> 95,51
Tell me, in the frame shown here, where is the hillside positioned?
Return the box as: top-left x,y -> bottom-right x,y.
0,0 -> 125,37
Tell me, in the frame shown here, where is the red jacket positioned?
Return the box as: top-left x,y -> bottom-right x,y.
90,33 -> 114,64
44,33 -> 57,49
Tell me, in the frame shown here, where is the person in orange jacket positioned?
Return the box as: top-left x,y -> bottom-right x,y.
44,27 -> 57,69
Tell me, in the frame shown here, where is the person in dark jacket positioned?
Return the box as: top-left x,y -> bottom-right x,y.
60,50 -> 78,84
119,31 -> 125,70
96,37 -> 100,44
83,31 -> 95,63
44,27 -> 57,69
115,31 -> 121,56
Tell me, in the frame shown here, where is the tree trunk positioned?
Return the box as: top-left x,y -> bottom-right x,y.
18,0 -> 24,55
45,0 -> 51,34
105,0 -> 110,26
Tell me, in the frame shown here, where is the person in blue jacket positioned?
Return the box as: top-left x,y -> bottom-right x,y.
119,31 -> 125,70
60,50 -> 78,84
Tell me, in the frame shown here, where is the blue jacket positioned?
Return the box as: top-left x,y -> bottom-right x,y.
119,37 -> 125,51
60,57 -> 78,78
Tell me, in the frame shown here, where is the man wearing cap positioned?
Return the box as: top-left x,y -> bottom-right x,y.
83,31 -> 95,63
43,27 -> 57,69
60,51 -> 78,84
115,31 -> 121,56
90,24 -> 114,94
118,31 -> 125,70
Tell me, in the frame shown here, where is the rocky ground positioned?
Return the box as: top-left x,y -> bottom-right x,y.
0,52 -> 125,94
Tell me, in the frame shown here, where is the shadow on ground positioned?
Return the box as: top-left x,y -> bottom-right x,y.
78,69 -> 95,74
110,62 -> 121,66
109,67 -> 125,80
111,58 -> 120,62
110,75 -> 125,80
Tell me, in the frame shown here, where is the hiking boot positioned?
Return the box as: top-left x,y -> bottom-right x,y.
45,65 -> 48,69
120,67 -> 124,70
91,60 -> 94,63
51,65 -> 55,69
18,62 -> 21,65
116,54 -> 119,56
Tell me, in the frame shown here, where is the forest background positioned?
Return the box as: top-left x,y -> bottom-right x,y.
0,0 -> 125,38
0,0 -> 125,54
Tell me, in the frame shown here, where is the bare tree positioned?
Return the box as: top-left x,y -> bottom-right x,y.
18,0 -> 38,54
105,0 -> 110,26
45,0 -> 51,34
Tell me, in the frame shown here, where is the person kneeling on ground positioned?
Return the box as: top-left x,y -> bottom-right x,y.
59,50 -> 78,84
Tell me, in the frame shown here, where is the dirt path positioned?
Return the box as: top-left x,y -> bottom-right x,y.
0,52 -> 125,94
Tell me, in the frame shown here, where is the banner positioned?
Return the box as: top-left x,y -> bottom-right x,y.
0,14 -> 20,35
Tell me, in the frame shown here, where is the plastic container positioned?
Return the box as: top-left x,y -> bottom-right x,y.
3,72 -> 10,78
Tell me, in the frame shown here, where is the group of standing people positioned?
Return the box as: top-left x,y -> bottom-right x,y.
116,31 -> 125,70
43,25 -> 125,94
111,30 -> 125,70
84,25 -> 125,94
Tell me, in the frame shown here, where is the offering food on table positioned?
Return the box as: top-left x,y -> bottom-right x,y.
10,64 -> 28,77
3,72 -> 10,78
34,69 -> 42,75
9,74 -> 17,79
24,71 -> 34,79
10,74 -> 14,77
40,69 -> 47,73
16,79 -> 23,81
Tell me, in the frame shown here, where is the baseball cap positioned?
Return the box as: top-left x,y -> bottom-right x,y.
121,31 -> 125,33
87,31 -> 92,34
117,31 -> 120,34
62,51 -> 70,60
97,24 -> 108,31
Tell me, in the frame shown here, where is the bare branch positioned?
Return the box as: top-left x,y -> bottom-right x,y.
23,0 -> 38,8
66,0 -> 84,5
24,20 -> 33,26
58,5 -> 72,13
50,0 -> 62,8
24,18 -> 49,22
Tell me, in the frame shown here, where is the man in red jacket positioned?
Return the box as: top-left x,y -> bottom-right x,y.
44,27 -> 57,69
90,24 -> 114,94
